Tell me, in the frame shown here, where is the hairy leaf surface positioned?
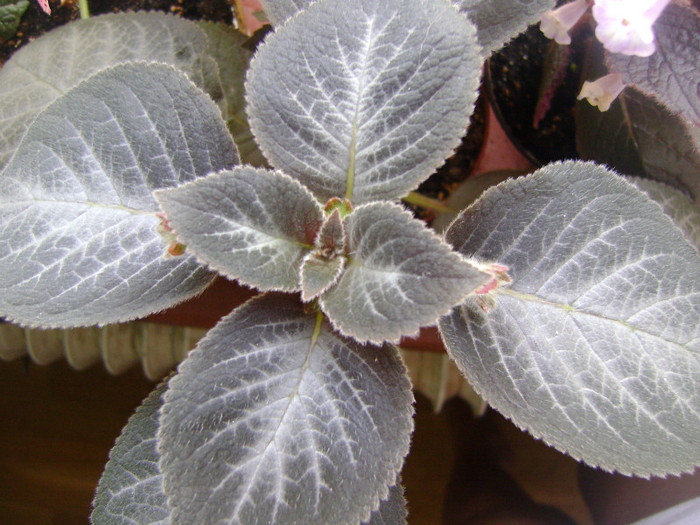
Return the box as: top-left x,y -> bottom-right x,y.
629,178 -> 700,250
300,253 -> 346,301
440,161 -> 700,476
363,484 -> 408,525
156,168 -> 323,292
606,4 -> 700,127
0,63 -> 238,327
259,0 -> 316,25
321,203 -> 489,344
247,0 -> 481,203
454,0 -> 555,57
0,12 -> 234,170
158,293 -> 414,525
194,21 -> 264,167
577,87 -> 700,200
92,381 -> 170,525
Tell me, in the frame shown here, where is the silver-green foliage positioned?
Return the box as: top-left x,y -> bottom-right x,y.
0,62 -> 236,327
0,2 -> 697,525
440,162 -> 700,476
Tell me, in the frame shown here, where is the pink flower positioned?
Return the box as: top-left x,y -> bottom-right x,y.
540,0 -> 590,45
592,0 -> 671,57
577,73 -> 626,111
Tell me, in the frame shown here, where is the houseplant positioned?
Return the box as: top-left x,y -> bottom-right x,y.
0,0 -> 698,523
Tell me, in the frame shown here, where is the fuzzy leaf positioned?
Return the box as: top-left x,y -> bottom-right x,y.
158,293 -> 414,525
321,202 -> 489,344
0,12 -> 233,170
606,4 -> 700,127
363,484 -> 408,525
156,167 -> 323,292
0,62 -> 238,328
194,21 -> 265,167
454,0 -> 556,57
628,178 -> 700,250
92,381 -> 170,525
247,0 -> 482,204
577,86 -> 700,200
300,253 -> 346,301
440,161 -> 700,476
0,0 -> 29,41
259,0 -> 316,26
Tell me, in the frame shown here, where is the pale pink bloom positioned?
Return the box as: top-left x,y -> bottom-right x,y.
577,73 -> 626,111
36,0 -> 51,15
592,0 -> 671,57
540,0 -> 590,45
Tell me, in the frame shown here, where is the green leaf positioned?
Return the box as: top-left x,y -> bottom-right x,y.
0,0 -> 28,42
0,63 -> 238,328
577,86 -> 700,200
155,167 -> 323,292
247,0 -> 482,204
158,293 -> 414,525
440,160 -> 700,476
321,202 -> 489,344
92,381 -> 171,525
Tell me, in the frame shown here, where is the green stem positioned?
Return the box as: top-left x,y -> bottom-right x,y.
402,192 -> 456,214
78,0 -> 90,19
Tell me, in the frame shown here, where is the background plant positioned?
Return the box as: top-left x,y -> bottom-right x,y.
0,0 -> 697,524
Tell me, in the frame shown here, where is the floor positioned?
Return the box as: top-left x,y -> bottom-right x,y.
0,354 -> 599,525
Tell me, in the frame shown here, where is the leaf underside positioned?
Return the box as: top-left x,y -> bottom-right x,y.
321,202 -> 489,344
440,160 -> 700,476
363,483 -> 408,525
247,0 -> 482,204
92,381 -> 170,525
156,167 -> 323,292
158,293 -> 414,525
0,62 -> 238,327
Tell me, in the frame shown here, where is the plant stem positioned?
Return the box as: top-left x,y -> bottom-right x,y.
78,0 -> 90,19
402,192 -> 456,214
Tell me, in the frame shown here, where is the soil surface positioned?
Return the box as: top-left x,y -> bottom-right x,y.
486,23 -> 588,165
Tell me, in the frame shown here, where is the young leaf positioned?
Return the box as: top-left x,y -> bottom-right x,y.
453,0 -> 556,57
0,12 -> 229,170
606,4 -> 700,127
247,0 -> 482,204
300,253 -> 346,301
440,161 -> 700,476
258,0 -> 316,26
0,62 -> 239,328
155,167 -> 323,292
320,202 -> 489,344
91,381 -> 170,525
158,293 -> 414,525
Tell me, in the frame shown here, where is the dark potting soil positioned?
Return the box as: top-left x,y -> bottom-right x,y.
486,23 -> 589,166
